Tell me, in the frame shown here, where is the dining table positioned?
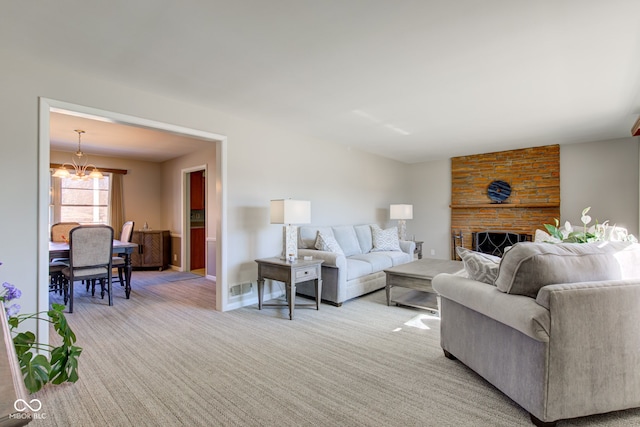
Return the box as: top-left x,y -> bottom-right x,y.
49,240 -> 138,299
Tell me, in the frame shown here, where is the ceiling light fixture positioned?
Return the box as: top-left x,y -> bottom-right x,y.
52,129 -> 104,180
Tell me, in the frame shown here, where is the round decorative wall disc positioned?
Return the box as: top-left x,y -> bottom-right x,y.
487,180 -> 511,203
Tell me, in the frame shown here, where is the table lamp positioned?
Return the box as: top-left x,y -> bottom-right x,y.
270,199 -> 311,261
390,204 -> 413,241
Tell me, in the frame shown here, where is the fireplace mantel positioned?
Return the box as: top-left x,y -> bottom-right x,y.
450,203 -> 559,209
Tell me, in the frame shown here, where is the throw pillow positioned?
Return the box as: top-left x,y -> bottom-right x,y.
371,225 -> 401,252
314,231 -> 344,255
534,229 -> 561,243
494,241 -> 636,298
456,247 -> 500,285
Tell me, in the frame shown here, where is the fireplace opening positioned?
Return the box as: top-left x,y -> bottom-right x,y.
472,231 -> 531,257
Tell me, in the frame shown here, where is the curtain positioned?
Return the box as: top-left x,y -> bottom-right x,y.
110,173 -> 125,237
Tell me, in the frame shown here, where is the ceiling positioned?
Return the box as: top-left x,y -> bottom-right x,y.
49,111 -> 211,162
3,1 -> 640,163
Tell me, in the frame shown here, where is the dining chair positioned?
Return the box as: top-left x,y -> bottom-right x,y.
61,225 -> 114,313
51,222 -> 81,243
112,221 -> 134,287
49,261 -> 66,295
50,222 -> 81,293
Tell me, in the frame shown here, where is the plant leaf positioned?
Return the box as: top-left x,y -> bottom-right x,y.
7,316 -> 19,329
544,224 -> 563,241
49,345 -> 82,384
20,352 -> 51,394
13,331 -> 36,358
48,306 -> 76,346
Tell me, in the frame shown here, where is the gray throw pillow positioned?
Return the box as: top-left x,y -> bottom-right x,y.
494,241 -> 637,298
315,231 -> 344,255
456,247 -> 500,285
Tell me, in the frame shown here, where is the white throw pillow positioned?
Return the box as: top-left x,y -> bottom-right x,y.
371,226 -> 401,252
315,231 -> 344,255
456,247 -> 501,285
534,229 -> 561,243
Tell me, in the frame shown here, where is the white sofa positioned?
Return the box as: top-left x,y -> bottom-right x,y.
295,224 -> 415,306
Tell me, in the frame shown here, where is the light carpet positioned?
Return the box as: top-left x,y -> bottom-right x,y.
158,271 -> 201,282
33,271 -> 640,426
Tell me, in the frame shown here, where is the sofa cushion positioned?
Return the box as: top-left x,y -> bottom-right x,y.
314,231 -> 344,255
354,224 -> 374,253
371,226 -> 401,252
332,226 -> 362,257
346,258 -> 373,280
495,241 -> 640,298
456,247 -> 500,285
376,251 -> 412,266
349,253 -> 393,272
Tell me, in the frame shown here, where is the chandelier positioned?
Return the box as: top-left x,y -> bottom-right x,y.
52,130 -> 104,180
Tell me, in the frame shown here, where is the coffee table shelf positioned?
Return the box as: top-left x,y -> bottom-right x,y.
384,258 -> 464,314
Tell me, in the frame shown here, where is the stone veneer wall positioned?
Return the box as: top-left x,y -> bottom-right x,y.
450,145 -> 560,259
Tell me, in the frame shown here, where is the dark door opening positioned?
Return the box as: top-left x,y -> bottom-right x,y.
189,169 -> 206,274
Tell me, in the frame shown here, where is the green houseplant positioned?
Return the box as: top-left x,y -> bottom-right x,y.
1,263 -> 82,393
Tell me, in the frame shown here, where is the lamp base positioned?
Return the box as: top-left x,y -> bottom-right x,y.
397,220 -> 407,241
281,225 -> 299,261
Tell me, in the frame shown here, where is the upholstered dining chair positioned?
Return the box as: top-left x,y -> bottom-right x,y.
61,225 -> 114,313
51,222 -> 81,243
49,222 -> 81,294
112,221 -> 134,287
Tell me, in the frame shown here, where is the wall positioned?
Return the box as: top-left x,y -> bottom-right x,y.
161,143 -> 217,274
50,151 -> 164,229
406,159 -> 451,259
0,48 -> 409,333
560,137 -> 639,233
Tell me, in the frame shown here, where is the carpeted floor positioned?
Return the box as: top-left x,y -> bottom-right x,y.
158,271 -> 201,282
33,271 -> 640,426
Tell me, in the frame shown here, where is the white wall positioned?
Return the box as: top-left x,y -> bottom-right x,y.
408,139 -> 640,259
406,158 -> 451,259
0,49 -> 408,331
560,137 -> 639,235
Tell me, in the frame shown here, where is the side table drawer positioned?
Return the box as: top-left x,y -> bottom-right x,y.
295,267 -> 318,281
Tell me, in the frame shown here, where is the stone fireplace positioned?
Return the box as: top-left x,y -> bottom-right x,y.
450,145 -> 560,259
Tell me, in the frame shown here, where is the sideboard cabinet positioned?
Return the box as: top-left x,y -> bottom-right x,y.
131,230 -> 171,270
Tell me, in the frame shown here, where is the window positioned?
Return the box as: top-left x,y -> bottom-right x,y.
50,174 -> 111,225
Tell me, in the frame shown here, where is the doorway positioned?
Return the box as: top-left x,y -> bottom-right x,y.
38,98 -> 228,335
186,168 -> 206,276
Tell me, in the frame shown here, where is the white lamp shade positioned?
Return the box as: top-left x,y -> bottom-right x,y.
270,199 -> 311,225
390,204 -> 413,220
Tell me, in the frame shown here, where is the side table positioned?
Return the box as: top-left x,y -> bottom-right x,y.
255,257 -> 324,320
413,241 -> 424,259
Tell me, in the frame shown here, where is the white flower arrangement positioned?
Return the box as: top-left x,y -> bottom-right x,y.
539,207 -> 638,244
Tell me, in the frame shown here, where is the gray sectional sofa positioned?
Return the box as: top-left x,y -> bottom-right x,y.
295,224 -> 415,306
432,241 -> 640,426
